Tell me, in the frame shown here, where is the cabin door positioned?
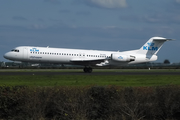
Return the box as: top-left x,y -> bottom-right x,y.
23,48 -> 28,60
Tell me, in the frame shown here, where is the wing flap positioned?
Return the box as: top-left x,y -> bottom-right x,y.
70,58 -> 105,66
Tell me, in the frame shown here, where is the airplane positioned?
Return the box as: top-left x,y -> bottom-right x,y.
4,37 -> 173,73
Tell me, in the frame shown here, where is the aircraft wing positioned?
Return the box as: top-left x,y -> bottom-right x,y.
70,58 -> 106,66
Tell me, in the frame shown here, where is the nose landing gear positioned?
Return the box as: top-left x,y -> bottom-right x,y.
83,67 -> 92,73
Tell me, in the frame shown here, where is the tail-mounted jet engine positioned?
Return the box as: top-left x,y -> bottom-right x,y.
111,53 -> 135,62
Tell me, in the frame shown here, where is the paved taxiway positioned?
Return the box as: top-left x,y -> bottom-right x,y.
0,71 -> 180,76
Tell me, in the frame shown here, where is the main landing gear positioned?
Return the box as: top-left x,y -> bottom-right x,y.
83,67 -> 93,73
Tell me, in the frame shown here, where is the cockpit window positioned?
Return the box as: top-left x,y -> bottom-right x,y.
11,49 -> 19,52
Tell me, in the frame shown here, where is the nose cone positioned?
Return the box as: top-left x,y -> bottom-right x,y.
3,52 -> 11,60
3,53 -> 8,59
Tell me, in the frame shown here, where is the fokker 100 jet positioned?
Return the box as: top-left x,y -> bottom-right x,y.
4,37 -> 173,73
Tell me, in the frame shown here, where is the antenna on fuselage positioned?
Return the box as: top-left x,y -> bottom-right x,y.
47,46 -> 49,48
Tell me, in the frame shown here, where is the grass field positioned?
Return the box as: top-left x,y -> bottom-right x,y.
0,69 -> 180,87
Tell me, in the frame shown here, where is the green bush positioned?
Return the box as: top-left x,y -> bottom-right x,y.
86,86 -> 117,120
151,86 -> 180,119
0,86 -> 180,120
0,86 -> 27,120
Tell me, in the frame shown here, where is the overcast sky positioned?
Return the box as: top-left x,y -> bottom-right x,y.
0,0 -> 180,63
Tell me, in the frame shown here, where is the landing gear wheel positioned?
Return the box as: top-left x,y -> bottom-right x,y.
83,67 -> 88,73
83,67 -> 93,73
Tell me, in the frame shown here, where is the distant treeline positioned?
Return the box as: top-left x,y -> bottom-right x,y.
0,86 -> 180,120
1,66 -> 180,69
1,61 -> 180,69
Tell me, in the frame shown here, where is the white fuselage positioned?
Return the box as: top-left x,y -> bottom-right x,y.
4,46 -> 157,67
4,37 -> 172,72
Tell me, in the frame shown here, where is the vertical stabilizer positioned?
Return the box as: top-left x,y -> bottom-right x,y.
137,37 -> 172,56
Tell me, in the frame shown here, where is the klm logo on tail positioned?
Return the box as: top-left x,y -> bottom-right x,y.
143,42 -> 158,51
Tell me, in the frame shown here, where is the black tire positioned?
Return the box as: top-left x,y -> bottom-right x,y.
83,67 -> 93,73
83,67 -> 88,73
88,67 -> 92,73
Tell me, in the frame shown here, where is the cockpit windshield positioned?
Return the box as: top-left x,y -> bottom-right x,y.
11,49 -> 19,52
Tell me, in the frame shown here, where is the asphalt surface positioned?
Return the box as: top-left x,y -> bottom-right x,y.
0,71 -> 180,75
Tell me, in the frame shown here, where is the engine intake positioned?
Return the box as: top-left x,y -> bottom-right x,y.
111,53 -> 135,62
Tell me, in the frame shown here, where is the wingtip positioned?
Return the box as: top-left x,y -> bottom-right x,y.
166,39 -> 175,41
